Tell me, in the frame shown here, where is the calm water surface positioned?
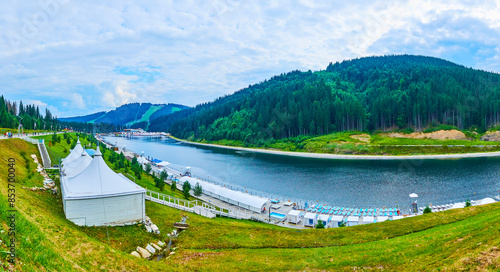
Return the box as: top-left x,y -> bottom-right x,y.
103,136 -> 500,209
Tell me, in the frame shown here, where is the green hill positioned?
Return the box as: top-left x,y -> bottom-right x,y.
148,55 -> 500,146
60,102 -> 189,128
1,137 -> 499,271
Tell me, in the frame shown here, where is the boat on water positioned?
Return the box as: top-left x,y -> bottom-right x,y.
122,128 -> 161,138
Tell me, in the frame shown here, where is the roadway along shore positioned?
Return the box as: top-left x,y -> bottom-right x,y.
169,136 -> 500,160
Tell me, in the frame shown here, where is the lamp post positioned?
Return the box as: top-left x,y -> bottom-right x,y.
17,116 -> 23,136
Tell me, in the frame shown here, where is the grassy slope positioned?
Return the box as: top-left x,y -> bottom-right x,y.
33,133 -> 187,199
125,105 -> 163,127
1,138 -> 499,271
197,131 -> 500,155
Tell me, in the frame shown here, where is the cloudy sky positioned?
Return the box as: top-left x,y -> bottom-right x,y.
1,0 -> 500,117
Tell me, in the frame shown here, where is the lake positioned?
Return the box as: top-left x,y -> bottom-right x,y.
103,136 -> 500,210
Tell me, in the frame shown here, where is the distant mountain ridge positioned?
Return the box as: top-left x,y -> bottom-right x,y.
147,54 -> 500,145
60,102 -> 189,127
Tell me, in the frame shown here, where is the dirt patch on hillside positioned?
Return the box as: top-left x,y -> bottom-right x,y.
350,134 -> 371,143
481,131 -> 500,141
385,129 -> 467,140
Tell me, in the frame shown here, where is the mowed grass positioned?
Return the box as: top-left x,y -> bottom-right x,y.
193,130 -> 500,155
1,138 -> 499,271
370,134 -> 500,146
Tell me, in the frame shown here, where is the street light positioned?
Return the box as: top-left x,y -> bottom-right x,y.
17,116 -> 23,136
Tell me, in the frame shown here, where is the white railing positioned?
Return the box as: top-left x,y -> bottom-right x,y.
145,189 -> 253,220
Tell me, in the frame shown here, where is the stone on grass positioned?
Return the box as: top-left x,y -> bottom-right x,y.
152,243 -> 162,251
151,224 -> 160,234
130,251 -> 141,258
157,240 -> 165,247
136,246 -> 151,259
146,244 -> 156,254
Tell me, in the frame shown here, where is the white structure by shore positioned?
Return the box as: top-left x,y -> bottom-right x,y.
178,176 -> 268,213
61,147 -> 146,226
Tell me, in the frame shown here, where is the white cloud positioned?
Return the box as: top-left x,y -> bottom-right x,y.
102,81 -> 137,107
22,99 -> 47,107
0,0 -> 499,117
70,93 -> 86,109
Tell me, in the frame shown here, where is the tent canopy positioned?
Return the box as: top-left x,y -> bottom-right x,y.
318,214 -> 330,221
62,147 -> 145,200
304,212 -> 317,220
157,161 -> 170,167
137,157 -> 149,165
63,150 -> 92,178
330,215 -> 343,221
478,197 -> 496,205
62,140 -> 84,165
363,216 -> 375,222
409,193 -> 418,198
287,210 -> 301,217
179,176 -> 268,211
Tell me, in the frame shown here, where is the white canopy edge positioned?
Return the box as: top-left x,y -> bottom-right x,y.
179,176 -> 268,211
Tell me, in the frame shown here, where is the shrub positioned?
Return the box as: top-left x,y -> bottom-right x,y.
183,181 -> 191,199
145,164 -> 152,174
171,180 -> 177,192
423,206 -> 432,214
193,182 -> 203,196
315,221 -> 325,229
154,177 -> 165,191
160,170 -> 168,181
465,199 -> 472,207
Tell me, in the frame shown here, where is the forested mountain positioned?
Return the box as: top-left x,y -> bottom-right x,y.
148,55 -> 500,144
0,95 -> 59,131
60,102 -> 188,127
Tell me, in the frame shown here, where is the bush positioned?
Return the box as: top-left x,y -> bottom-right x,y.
160,170 -> 168,181
423,206 -> 432,214
315,221 -> 325,229
154,177 -> 165,191
193,182 -> 203,196
182,181 -> 191,199
145,164 -> 152,174
465,199 -> 472,207
171,180 -> 177,191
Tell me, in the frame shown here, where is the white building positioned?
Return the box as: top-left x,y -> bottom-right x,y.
304,212 -> 317,227
178,176 -> 268,213
61,147 -> 146,226
287,210 -> 302,224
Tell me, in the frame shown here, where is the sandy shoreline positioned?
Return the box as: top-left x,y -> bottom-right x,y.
170,137 -> 500,160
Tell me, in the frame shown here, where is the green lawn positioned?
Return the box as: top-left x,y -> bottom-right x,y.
190,130 -> 500,155
1,138 -> 499,271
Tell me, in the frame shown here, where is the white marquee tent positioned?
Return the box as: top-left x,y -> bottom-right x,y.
62,149 -> 92,178
178,176 -> 268,213
62,137 -> 84,165
61,147 -> 146,226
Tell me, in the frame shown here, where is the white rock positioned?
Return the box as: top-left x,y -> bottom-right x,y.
146,244 -> 156,254
151,224 -> 160,234
157,240 -> 165,247
136,247 -> 151,259
130,251 -> 141,258
152,243 -> 162,251
145,225 -> 152,233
